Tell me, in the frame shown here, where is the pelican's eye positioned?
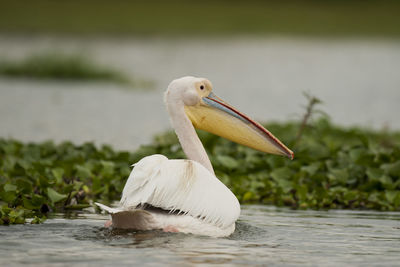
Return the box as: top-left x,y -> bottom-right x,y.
200,85 -> 204,90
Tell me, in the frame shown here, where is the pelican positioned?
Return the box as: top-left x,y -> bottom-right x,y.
96,76 -> 293,237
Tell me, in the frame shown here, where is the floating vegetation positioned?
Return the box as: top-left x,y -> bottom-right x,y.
1,93 -> 399,225
1,116 -> 399,225
0,53 -> 154,89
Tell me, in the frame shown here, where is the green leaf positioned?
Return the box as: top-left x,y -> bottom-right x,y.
23,197 -> 39,210
51,168 -> 65,184
31,216 -> 46,224
379,175 -> 393,189
32,194 -> 47,207
0,191 -> 17,202
381,161 -> 400,177
216,155 -> 239,169
47,188 -> 67,203
295,185 -> 308,201
75,165 -> 92,179
16,178 -> 33,194
328,169 -> 349,185
271,167 -> 292,181
385,191 -> 398,203
242,191 -> 254,202
100,160 -> 115,177
301,162 -> 321,176
270,167 -> 292,192
366,168 -> 384,180
3,184 -> 17,192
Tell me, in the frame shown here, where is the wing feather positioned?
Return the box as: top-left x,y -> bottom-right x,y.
120,154 -> 240,228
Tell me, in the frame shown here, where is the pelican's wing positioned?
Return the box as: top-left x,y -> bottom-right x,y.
120,154 -> 240,228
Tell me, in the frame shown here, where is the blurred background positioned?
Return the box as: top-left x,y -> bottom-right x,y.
0,0 -> 399,150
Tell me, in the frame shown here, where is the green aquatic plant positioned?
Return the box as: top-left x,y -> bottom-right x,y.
0,53 -> 154,88
1,117 -> 399,225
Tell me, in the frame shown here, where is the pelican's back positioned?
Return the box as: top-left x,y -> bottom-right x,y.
120,154 -> 240,229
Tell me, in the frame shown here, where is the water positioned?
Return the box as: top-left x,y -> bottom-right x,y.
1,205 -> 399,266
0,36 -> 400,150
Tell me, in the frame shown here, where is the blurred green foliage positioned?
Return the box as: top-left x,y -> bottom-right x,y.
0,53 -> 153,88
0,0 -> 399,37
1,118 -> 399,225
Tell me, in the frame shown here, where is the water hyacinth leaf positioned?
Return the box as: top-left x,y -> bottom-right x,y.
394,179 -> 400,190
51,168 -> 65,184
0,191 -> 17,203
9,209 -> 25,219
75,165 -> 92,179
32,194 -> 47,207
349,148 -> 365,162
301,162 -> 321,176
381,161 -> 400,177
242,191 -> 255,202
47,188 -> 67,203
271,167 -> 292,181
393,192 -> 400,208
73,181 -> 84,191
366,168 -> 384,181
328,169 -> 349,184
3,184 -> 17,192
0,206 -> 26,225
15,178 -> 33,194
216,155 -> 239,169
2,156 -> 16,172
31,216 -> 46,224
344,191 -> 357,203
100,160 -> 115,177
0,141 -> 19,154
295,185 -> 308,201
270,167 -> 293,192
17,158 -> 31,170
119,165 -> 132,178
23,197 -> 40,210
385,190 -> 398,204
379,175 -> 393,189
38,176 -> 51,189
82,185 -> 90,194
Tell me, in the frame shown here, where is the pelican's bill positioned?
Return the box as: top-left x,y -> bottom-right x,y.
184,92 -> 294,159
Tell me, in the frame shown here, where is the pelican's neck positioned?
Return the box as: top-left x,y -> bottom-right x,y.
165,96 -> 214,175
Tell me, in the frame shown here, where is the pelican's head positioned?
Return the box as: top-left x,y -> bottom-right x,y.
165,76 -> 294,159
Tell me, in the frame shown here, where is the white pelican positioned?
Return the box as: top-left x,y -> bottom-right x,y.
96,76 -> 293,237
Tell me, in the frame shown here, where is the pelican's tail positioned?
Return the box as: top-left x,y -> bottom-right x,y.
95,202 -> 156,230
95,202 -> 123,214
95,202 -> 235,236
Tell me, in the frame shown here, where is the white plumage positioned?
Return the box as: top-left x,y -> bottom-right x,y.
121,155 -> 240,228
96,76 -> 293,237
96,154 -> 240,237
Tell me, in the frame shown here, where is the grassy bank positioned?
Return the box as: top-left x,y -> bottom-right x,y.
0,53 -> 153,88
1,0 -> 400,38
1,117 -> 399,225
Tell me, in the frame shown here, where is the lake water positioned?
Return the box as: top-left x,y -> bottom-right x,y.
1,205 -> 399,266
0,36 -> 400,150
